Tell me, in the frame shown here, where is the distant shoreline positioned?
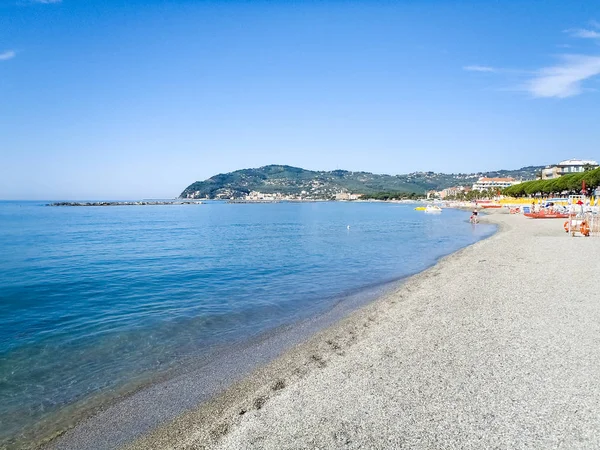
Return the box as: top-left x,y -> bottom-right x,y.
47,201 -> 204,207
46,199 -> 424,206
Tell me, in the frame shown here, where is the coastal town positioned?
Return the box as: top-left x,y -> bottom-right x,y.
47,159 -> 600,208
428,158 -> 599,200
200,158 -> 599,203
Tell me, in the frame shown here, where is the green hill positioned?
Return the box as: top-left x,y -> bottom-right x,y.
179,164 -> 543,199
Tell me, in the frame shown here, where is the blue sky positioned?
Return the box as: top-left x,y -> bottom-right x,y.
1,0 -> 599,199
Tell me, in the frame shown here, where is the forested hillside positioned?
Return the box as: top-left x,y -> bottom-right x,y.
180,165 -> 543,199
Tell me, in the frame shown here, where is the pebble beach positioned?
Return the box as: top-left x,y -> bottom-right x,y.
52,212 -> 600,449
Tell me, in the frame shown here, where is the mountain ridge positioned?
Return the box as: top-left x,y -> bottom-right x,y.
179,164 -> 542,199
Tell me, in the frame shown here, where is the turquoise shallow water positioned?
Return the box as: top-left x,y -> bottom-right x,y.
0,201 -> 495,446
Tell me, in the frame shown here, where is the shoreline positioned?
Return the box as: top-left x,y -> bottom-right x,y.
39,277 -> 404,450
122,215 -> 507,450
34,212 -> 498,450
118,211 -> 600,449
10,277 -> 400,450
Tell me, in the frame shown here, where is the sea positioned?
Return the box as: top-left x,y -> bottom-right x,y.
0,200 -> 495,447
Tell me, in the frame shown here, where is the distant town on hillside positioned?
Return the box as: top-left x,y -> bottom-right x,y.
179,159 -> 598,201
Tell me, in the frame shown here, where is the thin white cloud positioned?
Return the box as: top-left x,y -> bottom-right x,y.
565,28 -> 600,39
463,65 -> 496,73
0,50 -> 16,61
29,0 -> 62,3
464,25 -> 600,99
527,54 -> 600,98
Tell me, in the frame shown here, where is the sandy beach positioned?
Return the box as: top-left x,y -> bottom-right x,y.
51,213 -> 600,449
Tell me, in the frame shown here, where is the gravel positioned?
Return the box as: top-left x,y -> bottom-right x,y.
146,214 -> 600,450
64,213 -> 600,450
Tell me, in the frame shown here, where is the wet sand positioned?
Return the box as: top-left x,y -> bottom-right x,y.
53,213 -> 600,449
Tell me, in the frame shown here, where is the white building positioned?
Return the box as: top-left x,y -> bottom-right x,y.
472,177 -> 520,191
541,159 -> 599,180
246,191 -> 281,201
335,192 -> 361,200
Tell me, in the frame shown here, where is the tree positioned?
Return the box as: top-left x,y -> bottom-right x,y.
502,167 -> 600,197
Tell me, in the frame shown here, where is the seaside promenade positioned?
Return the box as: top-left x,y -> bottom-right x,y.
56,213 -> 600,449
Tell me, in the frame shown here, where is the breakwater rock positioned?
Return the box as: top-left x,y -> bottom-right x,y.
48,201 -> 204,207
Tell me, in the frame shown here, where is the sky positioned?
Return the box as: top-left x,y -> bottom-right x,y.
1,0 -> 600,199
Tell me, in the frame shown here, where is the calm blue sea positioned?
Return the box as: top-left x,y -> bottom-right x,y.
0,201 -> 494,446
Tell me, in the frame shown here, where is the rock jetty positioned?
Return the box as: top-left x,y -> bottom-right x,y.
48,201 -> 204,207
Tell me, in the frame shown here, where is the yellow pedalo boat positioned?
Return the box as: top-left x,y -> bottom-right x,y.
415,205 -> 442,212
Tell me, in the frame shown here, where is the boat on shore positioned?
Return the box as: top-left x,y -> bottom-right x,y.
524,211 -> 568,219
